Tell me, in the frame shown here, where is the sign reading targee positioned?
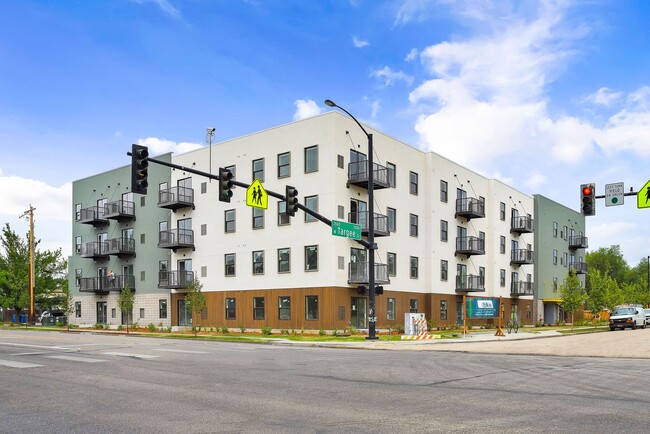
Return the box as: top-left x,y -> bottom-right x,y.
466,297 -> 500,319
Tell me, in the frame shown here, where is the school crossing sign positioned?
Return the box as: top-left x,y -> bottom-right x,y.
638,179 -> 650,209
246,179 -> 268,210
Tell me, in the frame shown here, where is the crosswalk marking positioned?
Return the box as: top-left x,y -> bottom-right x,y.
101,352 -> 160,360
46,355 -> 106,363
152,348 -> 207,354
0,359 -> 43,369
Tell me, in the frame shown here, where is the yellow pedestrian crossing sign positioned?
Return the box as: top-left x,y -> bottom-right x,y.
638,179 -> 650,209
246,179 -> 268,210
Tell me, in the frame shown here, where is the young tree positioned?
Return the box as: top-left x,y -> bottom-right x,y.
185,277 -> 206,337
63,283 -> 75,331
586,269 -> 609,324
117,286 -> 134,333
560,270 -> 588,327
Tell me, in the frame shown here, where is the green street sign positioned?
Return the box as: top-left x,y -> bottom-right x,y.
331,220 -> 361,240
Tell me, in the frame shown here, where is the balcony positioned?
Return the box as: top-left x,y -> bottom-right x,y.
78,241 -> 109,260
511,281 -> 534,297
455,275 -> 485,293
455,236 -> 485,257
511,249 -> 534,265
104,200 -> 135,222
347,161 -> 390,190
570,261 -> 588,275
348,211 -> 390,237
347,261 -> 390,285
78,206 -> 108,227
569,236 -> 589,250
158,228 -> 194,251
511,216 -> 534,234
158,186 -> 195,211
105,237 -> 135,258
158,270 -> 194,289
455,197 -> 485,220
78,275 -> 136,294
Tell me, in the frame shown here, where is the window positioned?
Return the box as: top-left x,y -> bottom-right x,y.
253,297 -> 265,320
500,269 -> 506,287
387,207 -> 396,232
75,236 -> 82,254
252,158 -> 264,181
278,201 -> 290,226
440,220 -> 448,241
410,299 -> 418,313
440,300 -> 448,320
253,250 -> 264,275
225,253 -> 236,276
305,296 -> 318,320
159,299 -> 167,318
304,195 -> 318,222
201,266 -> 207,278
140,308 -> 145,319
500,202 -> 506,221
387,298 -> 396,320
409,171 -> 418,195
479,267 -> 485,285
305,145 -> 318,173
75,269 -> 81,286
500,236 -> 506,254
387,162 -> 396,187
224,210 -> 235,233
253,208 -> 264,229
75,203 -> 81,221
563,252 -> 568,267
279,296 -> 291,320
112,308 -> 116,319
277,248 -> 290,273
387,252 -> 396,276
225,298 -> 236,320
553,222 -> 558,237
201,224 -> 207,236
201,182 -> 207,194
337,154 -> 344,169
553,277 -> 558,292
563,225 -> 568,240
75,301 -> 81,318
553,249 -> 558,265
410,214 -> 418,237
526,304 -> 531,320
277,152 -> 290,178
440,180 -> 448,202
441,260 -> 448,281
410,256 -> 419,279
305,245 -> 318,271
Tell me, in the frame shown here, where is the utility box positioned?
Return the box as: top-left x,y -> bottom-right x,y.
404,313 -> 426,335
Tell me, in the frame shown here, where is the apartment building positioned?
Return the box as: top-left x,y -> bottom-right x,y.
69,112 -> 583,330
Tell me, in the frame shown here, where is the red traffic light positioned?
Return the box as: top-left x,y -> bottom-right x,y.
582,186 -> 592,196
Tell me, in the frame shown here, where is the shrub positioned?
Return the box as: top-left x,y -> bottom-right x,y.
319,328 -> 326,336
535,320 -> 544,327
291,329 -> 297,336
94,323 -> 103,330
349,325 -> 358,335
239,325 -> 246,333
427,319 -> 438,331
261,327 -> 272,335
332,329 -> 338,336
221,326 -> 229,334
395,323 -> 404,334
166,327 -> 172,333
131,322 -> 139,330
281,329 -> 289,335
117,325 -> 123,331
147,323 -> 157,332
574,319 -> 589,326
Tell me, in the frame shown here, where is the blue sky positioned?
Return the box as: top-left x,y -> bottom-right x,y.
1,0 -> 649,266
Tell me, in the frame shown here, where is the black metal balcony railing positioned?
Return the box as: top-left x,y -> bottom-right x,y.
511,216 -> 534,234
104,200 -> 135,221
455,197 -> 485,220
78,275 -> 136,293
570,261 -> 588,275
511,249 -> 534,265
348,211 -> 389,237
455,275 -> 485,293
347,262 -> 390,285
104,237 -> 135,257
569,236 -> 589,250
347,161 -> 390,190
78,241 -> 109,260
511,280 -> 534,297
78,206 -> 109,226
455,236 -> 485,256
158,186 -> 194,211
158,270 -> 194,289
158,229 -> 194,250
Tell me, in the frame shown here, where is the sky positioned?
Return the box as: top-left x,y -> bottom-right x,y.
1,0 -> 649,266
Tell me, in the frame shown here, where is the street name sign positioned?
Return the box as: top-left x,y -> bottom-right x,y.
246,179 -> 268,210
331,220 -> 361,240
638,179 -> 650,209
605,182 -> 624,207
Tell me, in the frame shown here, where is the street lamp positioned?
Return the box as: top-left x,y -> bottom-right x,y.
324,99 -> 379,340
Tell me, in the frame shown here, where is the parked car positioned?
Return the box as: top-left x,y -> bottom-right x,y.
645,309 -> 650,326
609,305 -> 646,331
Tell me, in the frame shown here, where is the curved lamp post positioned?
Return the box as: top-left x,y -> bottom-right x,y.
324,99 -> 378,340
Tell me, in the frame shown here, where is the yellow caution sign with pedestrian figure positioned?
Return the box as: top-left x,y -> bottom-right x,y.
246,179 -> 268,210
638,179 -> 650,209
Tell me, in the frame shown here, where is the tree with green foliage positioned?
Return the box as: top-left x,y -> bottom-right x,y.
586,269 -> 609,323
560,270 -> 588,327
586,245 -> 630,290
117,286 -> 134,333
63,283 -> 75,331
185,277 -> 206,337
0,223 -> 67,321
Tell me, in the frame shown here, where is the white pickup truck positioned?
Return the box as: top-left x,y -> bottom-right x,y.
609,305 -> 646,331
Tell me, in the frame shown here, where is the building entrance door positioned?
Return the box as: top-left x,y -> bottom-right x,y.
350,297 -> 367,329
178,300 -> 191,327
96,302 -> 107,324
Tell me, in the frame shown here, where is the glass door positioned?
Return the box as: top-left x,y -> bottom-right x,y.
350,297 -> 368,329
96,302 -> 107,324
178,299 -> 192,326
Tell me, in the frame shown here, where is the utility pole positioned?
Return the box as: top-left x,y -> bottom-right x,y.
20,205 -> 35,324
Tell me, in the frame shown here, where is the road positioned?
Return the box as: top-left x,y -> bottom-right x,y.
1,330 -> 649,433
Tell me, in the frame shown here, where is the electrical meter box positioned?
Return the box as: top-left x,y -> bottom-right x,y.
404,313 -> 426,335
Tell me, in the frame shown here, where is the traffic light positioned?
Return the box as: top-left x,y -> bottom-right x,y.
285,185 -> 299,216
375,286 -> 384,296
580,183 -> 596,216
131,144 -> 149,194
219,168 -> 233,203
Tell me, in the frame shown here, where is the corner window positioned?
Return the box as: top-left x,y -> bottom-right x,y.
305,296 -> 318,320
225,253 -> 236,276
305,245 -> 318,271
225,298 -> 236,320
305,145 -> 318,173
277,152 -> 290,178
279,296 -> 291,320
253,297 -> 265,320
409,171 -> 418,195
252,250 -> 264,275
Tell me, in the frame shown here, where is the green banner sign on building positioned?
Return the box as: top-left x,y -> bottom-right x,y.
466,297 -> 500,319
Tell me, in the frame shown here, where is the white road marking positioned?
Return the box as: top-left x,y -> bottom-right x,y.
46,355 -> 106,363
0,359 -> 43,369
151,348 -> 207,354
101,352 -> 160,359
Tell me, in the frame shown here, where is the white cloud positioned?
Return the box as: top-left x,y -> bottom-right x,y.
371,66 -> 414,87
405,48 -> 418,62
352,36 -> 369,48
131,0 -> 181,19
293,99 -> 323,121
524,172 -> 547,189
137,137 -> 204,156
583,87 -> 623,107
370,100 -> 381,119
